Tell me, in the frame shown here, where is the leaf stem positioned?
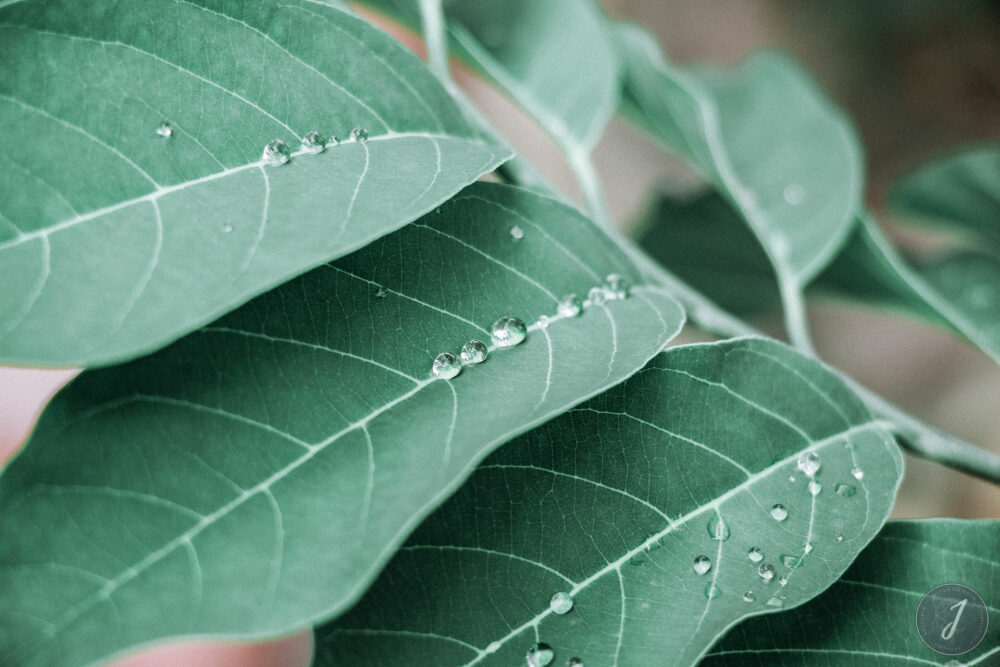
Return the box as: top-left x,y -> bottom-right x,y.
566,146 -> 613,230
417,0 -> 451,86
778,275 -> 816,356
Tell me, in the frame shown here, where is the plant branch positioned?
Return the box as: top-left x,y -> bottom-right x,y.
417,0 -> 451,86
566,146 -> 613,230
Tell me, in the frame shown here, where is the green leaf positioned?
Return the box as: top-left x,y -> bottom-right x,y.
314,338 -> 903,666
706,519 -> 1000,665
617,25 -> 863,284
0,0 -> 507,368
889,145 -> 1000,249
0,183 -> 682,667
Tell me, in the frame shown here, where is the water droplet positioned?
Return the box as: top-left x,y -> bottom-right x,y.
510,225 -> 525,240
747,547 -> 764,563
693,555 -> 712,575
707,514 -> 730,541
568,659 -> 583,667
557,294 -> 582,318
804,542 -> 814,554
835,483 -> 857,497
155,121 -> 172,138
705,583 -> 721,599
491,316 -> 527,348
587,285 -> 606,306
851,467 -> 864,480
460,339 -> 488,365
526,643 -> 554,667
375,286 -> 389,298
537,315 -> 551,329
783,183 -> 805,206
605,273 -> 629,299
432,352 -> 461,380
769,504 -> 788,521
262,139 -> 291,166
808,480 -> 822,496
757,563 -> 775,582
766,596 -> 785,608
796,451 -> 821,478
300,130 -> 327,154
742,590 -> 755,603
788,475 -> 796,483
486,641 -> 502,654
781,554 -> 803,569
835,533 -> 844,542
778,576 -> 788,587
549,591 -> 573,615
349,127 -> 369,143
221,223 -> 233,234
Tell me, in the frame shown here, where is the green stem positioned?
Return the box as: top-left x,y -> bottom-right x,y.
566,146 -> 613,230
417,0 -> 450,86
777,274 -> 816,356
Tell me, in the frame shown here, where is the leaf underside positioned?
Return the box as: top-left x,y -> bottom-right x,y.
0,0 -> 507,367
315,338 -> 903,667
0,182 -> 683,667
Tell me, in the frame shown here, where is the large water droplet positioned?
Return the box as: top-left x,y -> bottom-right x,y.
587,285 -> 606,306
783,183 -> 805,206
693,555 -> 712,575
549,592 -> 573,615
781,554 -> 803,569
526,643 -> 555,667
432,352 -> 461,380
808,480 -> 822,496
262,139 -> 291,166
769,504 -> 788,521
796,451 -> 821,478
707,514 -> 730,541
349,127 -> 369,143
742,590 -> 755,603
835,483 -> 857,497
510,225 -> 525,240
460,339 -> 488,365
851,467 -> 865,480
758,563 -> 775,582
705,583 -> 721,599
491,316 -> 527,348
557,294 -> 582,318
747,547 -> 764,563
605,273 -> 629,299
156,121 -> 172,138
300,130 -> 327,154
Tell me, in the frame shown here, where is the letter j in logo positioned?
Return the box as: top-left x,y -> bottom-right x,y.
916,583 -> 989,656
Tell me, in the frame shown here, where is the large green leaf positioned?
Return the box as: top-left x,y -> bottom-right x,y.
0,183 -> 683,667
0,0 -> 507,367
707,519 -> 1000,665
617,25 -> 864,285
889,145 -> 1000,249
315,338 -> 903,666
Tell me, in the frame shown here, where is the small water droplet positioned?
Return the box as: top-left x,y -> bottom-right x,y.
221,223 -> 233,234
783,183 -> 805,206
781,554 -> 803,569
587,285 -> 606,306
349,127 -> 368,143
432,352 -> 461,380
549,591 -> 573,615
808,480 -> 822,496
491,316 -> 527,348
605,273 -> 629,299
693,555 -> 712,575
510,225 -> 525,240
742,590 -> 755,603
486,641 -> 502,654
262,139 -> 291,166
796,451 -> 821,478
804,542 -> 814,554
327,134 -> 341,146
766,596 -> 785,608
375,286 -> 389,298
851,467 -> 864,480
526,643 -> 554,667
747,547 -> 764,563
568,659 -> 583,667
835,483 -> 857,497
835,533 -> 844,542
788,475 -> 796,483
300,130 -> 327,154
707,514 -> 730,541
557,294 -> 582,318
155,121 -> 172,138
460,339 -> 488,365
779,576 -> 788,587
704,583 -> 721,599
757,563 -> 775,582
537,315 -> 551,329
770,504 -> 788,521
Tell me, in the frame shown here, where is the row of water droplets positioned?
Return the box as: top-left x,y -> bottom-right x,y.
428,273 -> 629,380
686,448 -> 866,608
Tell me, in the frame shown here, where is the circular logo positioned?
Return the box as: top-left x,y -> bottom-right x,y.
915,583 -> 989,655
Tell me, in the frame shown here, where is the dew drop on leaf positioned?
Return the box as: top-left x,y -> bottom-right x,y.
300,130 -> 327,154
262,139 -> 291,166
431,352 -> 461,380
851,467 -> 865,480
549,591 -> 573,615
757,563 -> 775,582
693,555 -> 712,575
788,475 -> 796,483
587,285 -> 606,306
796,451 -> 821,477
221,223 -> 233,234
568,659 -> 583,667
770,504 -> 788,521
155,121 -> 172,138
510,225 -> 525,240
491,316 -> 527,348
808,480 -> 822,496
375,286 -> 389,298
781,554 -> 803,569
526,643 -> 555,667
707,514 -> 730,541
835,533 -> 845,542
783,183 -> 805,205
747,547 -> 764,563
349,127 -> 369,143
537,315 -> 551,329
557,294 -> 582,318
804,542 -> 814,554
779,576 -> 788,586
704,583 -> 721,599
766,596 -> 785,608
460,339 -> 488,365
605,273 -> 628,298
835,483 -> 857,497
742,591 -> 755,603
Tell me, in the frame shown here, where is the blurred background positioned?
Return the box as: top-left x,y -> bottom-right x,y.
1,1 -> 998,664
